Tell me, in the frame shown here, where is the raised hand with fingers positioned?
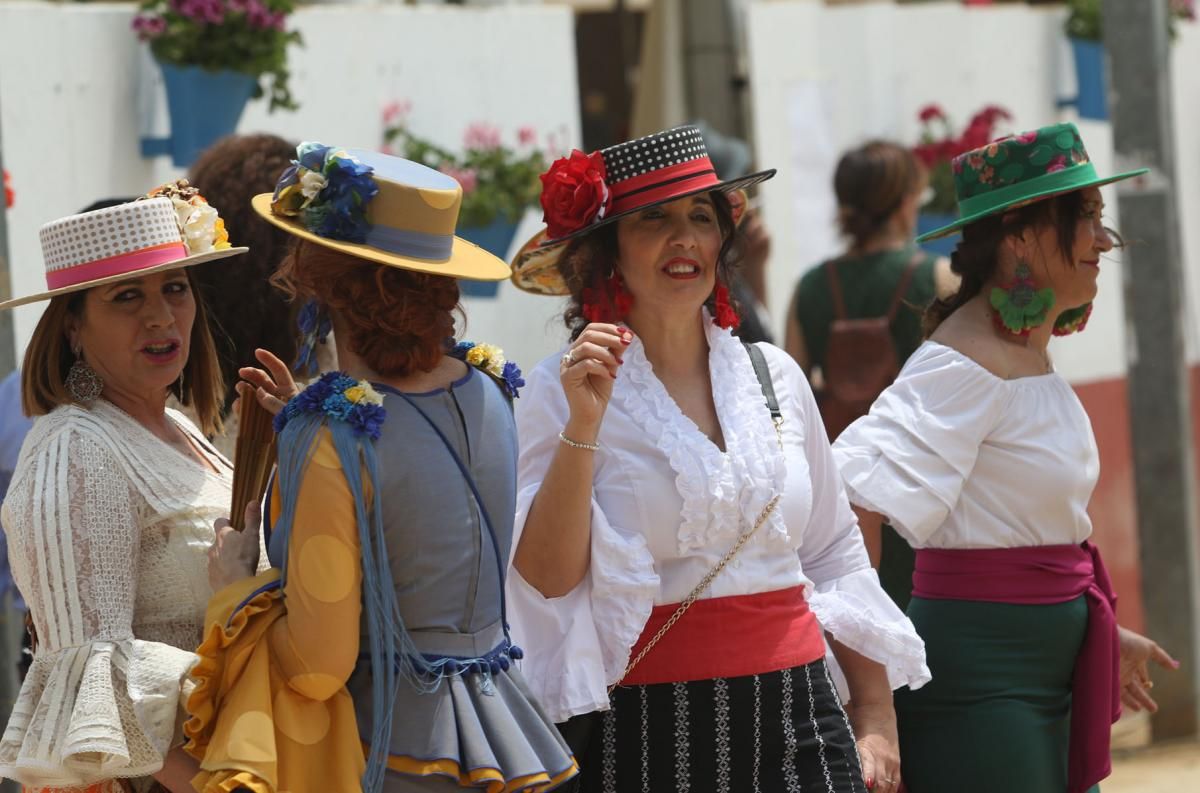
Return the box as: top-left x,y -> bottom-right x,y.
237,347 -> 300,417
559,322 -> 634,436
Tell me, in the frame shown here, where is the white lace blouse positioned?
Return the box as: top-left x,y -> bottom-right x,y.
832,341 -> 1099,550
0,400 -> 231,788
507,317 -> 929,723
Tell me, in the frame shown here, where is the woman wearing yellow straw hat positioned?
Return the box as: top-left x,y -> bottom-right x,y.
0,184 -> 246,792
832,122 -> 1177,793
196,143 -> 577,793
507,125 -> 928,793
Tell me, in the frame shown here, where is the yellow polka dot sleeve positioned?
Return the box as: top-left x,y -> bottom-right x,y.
268,427 -> 364,701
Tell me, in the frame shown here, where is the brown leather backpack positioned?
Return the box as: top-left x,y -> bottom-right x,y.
818,252 -> 922,440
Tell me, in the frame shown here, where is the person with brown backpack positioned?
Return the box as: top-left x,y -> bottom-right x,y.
785,140 -> 955,608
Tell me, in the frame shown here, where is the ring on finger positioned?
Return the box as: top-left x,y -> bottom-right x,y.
561,349 -> 576,368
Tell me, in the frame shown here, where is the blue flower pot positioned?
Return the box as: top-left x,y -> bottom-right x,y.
456,218 -> 520,298
1069,38 -> 1108,121
916,212 -> 961,257
141,62 -> 257,168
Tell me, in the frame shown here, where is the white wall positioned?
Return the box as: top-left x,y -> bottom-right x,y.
0,1 -> 581,371
746,0 -> 1200,386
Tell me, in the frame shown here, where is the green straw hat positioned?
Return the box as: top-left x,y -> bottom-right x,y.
916,122 -> 1148,242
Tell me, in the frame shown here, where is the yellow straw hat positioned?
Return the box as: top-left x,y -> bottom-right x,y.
251,143 -> 509,281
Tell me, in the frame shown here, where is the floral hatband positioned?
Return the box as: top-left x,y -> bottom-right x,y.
274,371 -> 387,440
271,142 -> 380,243
451,341 -> 525,398
143,180 -> 231,254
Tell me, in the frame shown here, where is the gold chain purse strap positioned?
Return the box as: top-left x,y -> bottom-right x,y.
609,493 -> 781,694
609,344 -> 785,695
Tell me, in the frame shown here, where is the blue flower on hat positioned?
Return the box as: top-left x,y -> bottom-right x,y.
303,153 -> 380,243
270,142 -> 380,244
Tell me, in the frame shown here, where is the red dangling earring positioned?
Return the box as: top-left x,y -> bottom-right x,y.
712,280 -> 740,330
582,269 -> 633,323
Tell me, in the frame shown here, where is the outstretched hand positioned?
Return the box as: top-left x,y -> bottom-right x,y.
235,348 -> 300,417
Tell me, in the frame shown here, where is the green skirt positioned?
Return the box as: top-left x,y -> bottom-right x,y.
895,596 -> 1099,793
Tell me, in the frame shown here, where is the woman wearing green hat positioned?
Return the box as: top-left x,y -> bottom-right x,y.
831,122 -> 1178,793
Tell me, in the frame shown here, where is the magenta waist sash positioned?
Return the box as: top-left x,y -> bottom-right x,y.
912,541 -> 1119,793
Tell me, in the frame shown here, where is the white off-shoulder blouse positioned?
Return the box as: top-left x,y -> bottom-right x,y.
507,316 -> 929,724
0,400 -> 232,788
832,341 -> 1100,550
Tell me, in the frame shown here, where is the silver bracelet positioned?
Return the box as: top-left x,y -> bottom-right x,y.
558,431 -> 600,451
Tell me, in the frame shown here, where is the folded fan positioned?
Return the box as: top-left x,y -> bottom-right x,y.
230,392 -> 277,532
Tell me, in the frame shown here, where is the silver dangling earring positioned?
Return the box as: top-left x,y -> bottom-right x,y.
65,348 -> 103,403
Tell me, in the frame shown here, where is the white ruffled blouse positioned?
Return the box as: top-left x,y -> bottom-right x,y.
832,341 -> 1099,549
0,401 -> 231,788
508,318 -> 929,723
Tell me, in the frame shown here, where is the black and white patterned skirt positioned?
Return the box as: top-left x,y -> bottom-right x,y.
556,659 -> 867,793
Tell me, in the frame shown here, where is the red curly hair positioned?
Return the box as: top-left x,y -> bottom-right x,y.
273,241 -> 460,377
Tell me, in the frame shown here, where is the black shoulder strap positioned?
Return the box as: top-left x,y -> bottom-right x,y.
743,342 -> 781,424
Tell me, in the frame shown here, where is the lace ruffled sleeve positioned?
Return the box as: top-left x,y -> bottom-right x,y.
507,355 -> 658,724
0,425 -> 196,787
832,343 -> 1007,546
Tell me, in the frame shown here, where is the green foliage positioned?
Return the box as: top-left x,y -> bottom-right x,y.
1064,0 -> 1195,43
133,0 -> 301,112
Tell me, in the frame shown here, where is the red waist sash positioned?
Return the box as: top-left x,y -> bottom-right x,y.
912,541 -> 1120,793
621,585 -> 826,686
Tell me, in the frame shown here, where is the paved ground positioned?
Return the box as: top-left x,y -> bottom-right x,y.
1106,740 -> 1200,792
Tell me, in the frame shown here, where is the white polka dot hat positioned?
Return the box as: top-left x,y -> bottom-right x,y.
511,124 -> 774,295
1,194 -> 247,309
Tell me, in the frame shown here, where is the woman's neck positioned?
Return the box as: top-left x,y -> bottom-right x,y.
334,336 -> 460,392
626,308 -> 709,379
103,387 -> 171,434
850,226 -> 910,257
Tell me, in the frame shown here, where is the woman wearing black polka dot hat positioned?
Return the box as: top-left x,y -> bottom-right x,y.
508,126 -> 928,793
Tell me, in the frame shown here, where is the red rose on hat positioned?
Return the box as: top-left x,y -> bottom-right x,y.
540,150 -> 612,239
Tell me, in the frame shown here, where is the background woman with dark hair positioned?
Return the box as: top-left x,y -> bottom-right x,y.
786,140 -> 955,607
508,126 -> 928,793
832,124 -> 1177,793
187,133 -> 300,452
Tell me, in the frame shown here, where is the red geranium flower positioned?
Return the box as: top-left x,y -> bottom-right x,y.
918,104 -> 946,123
3,170 -> 12,209
540,150 -> 612,239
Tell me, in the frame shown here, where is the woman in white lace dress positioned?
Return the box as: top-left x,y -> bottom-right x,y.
507,126 -> 929,793
0,190 -> 246,793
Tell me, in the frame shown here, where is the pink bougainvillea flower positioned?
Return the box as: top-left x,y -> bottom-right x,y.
382,100 -> 411,126
440,165 -> 479,195
463,122 -> 502,151
518,126 -> 537,146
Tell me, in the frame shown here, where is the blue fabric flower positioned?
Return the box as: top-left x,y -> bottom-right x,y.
296,141 -> 332,172
500,361 -> 525,399
294,299 -> 333,375
274,371 -> 389,439
304,152 -> 380,243
351,403 -> 387,440
272,163 -> 299,202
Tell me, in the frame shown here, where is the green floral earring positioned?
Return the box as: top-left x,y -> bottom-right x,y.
1053,303 -> 1093,336
990,262 -> 1055,337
